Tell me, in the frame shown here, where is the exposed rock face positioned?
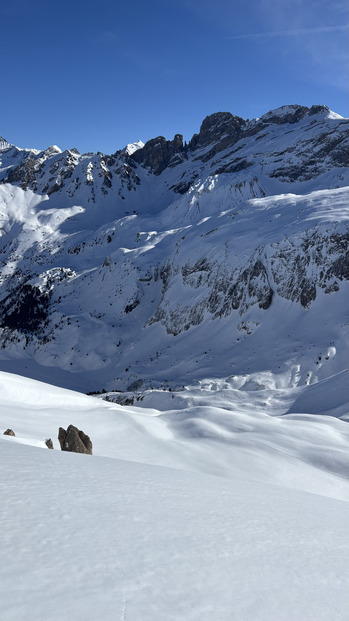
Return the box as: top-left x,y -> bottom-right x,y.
191,112 -> 245,145
3,429 -> 15,436
58,425 -> 93,454
45,438 -> 54,449
190,112 -> 245,161
260,105 -> 309,125
131,134 -> 185,174
147,225 -> 349,335
0,282 -> 51,333
7,157 -> 37,190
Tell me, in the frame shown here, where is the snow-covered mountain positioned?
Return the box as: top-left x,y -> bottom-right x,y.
1,105 -> 349,621
0,104 -> 348,394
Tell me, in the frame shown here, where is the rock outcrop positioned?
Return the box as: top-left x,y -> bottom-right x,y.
58,426 -> 93,455
131,134 -> 185,174
189,112 -> 245,161
0,282 -> 51,333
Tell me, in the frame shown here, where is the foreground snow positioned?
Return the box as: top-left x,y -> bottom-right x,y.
1,371 -> 349,620
2,441 -> 349,621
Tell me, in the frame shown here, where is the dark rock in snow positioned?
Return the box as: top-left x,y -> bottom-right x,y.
58,425 -> 93,454
3,429 -> 15,436
7,157 -> 37,190
190,112 -> 245,161
131,134 -> 184,175
45,438 -> 54,449
0,283 -> 51,333
260,105 -> 309,126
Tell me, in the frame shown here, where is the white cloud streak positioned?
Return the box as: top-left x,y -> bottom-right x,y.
228,24 -> 349,40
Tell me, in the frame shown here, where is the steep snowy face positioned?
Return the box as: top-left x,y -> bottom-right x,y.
124,140 -> 145,155
0,105 -> 348,392
0,137 -> 13,151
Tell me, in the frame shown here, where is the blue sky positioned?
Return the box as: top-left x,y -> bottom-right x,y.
1,0 -> 348,153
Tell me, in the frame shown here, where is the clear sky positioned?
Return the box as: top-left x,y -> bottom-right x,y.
1,0 -> 348,154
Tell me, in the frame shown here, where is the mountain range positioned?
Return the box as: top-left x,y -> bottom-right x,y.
0,103 -> 348,394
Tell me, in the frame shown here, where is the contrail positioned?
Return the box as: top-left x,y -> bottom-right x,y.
228,24 -> 349,40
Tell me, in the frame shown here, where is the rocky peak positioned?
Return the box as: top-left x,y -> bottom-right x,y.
259,105 -> 310,125
189,112 -> 246,162
124,140 -> 145,156
254,105 -> 334,128
0,136 -> 13,151
131,134 -> 184,175
308,105 -> 331,116
191,112 -> 245,148
41,145 -> 62,157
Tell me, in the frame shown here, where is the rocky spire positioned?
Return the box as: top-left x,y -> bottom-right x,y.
131,134 -> 184,175
189,112 -> 246,161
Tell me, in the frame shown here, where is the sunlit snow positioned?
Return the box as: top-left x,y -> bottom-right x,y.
0,370 -> 348,620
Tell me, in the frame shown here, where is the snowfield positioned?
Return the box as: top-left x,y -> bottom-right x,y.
1,370 -> 349,620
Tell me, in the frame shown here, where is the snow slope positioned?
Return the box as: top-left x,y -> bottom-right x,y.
0,183 -> 348,393
1,371 -> 349,620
